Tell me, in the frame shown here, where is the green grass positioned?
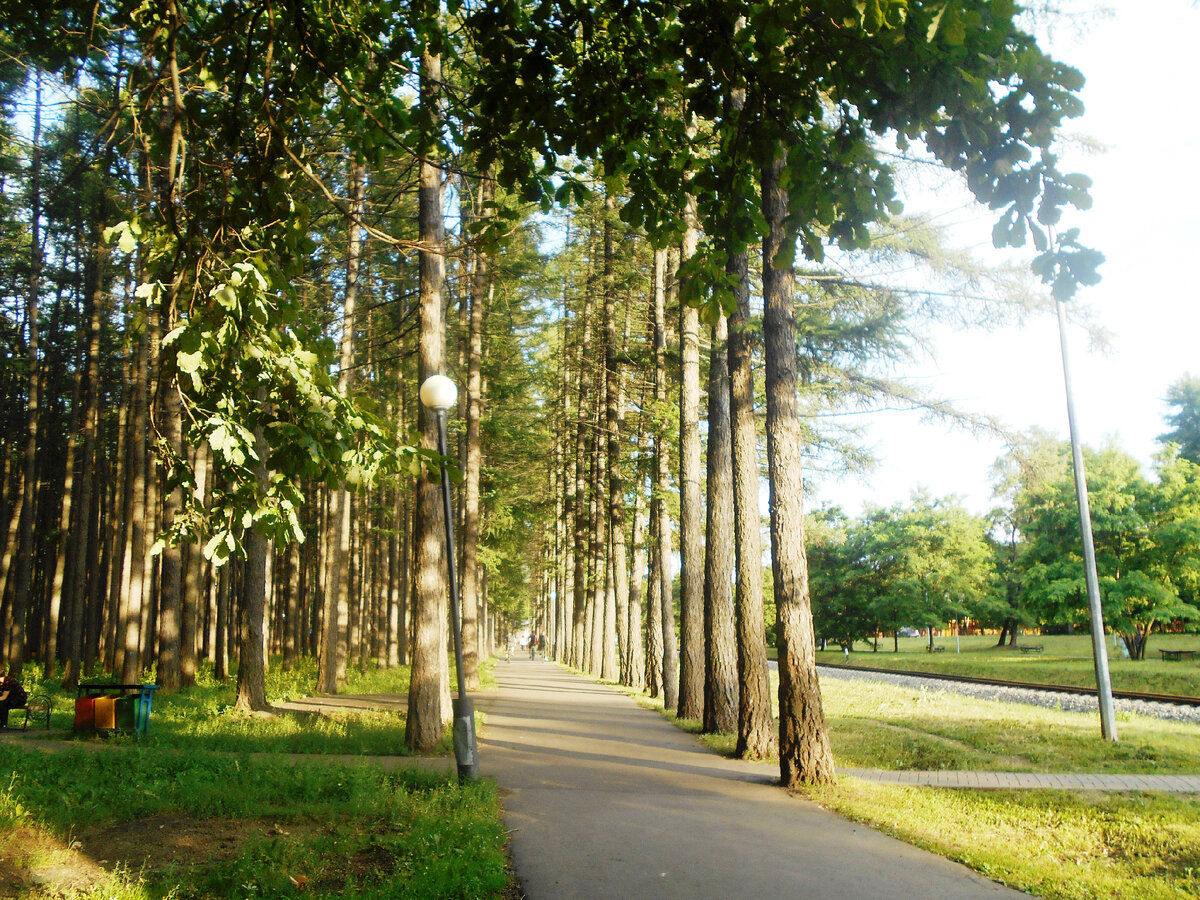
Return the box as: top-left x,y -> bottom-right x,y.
0,745 -> 511,899
819,676 -> 1200,774
815,633 -> 1200,696
806,780 -> 1200,900
0,657 -> 514,899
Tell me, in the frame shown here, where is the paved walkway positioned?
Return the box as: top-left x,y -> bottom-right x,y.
476,659 -> 1028,899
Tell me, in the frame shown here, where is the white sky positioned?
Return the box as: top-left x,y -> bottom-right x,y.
811,0 -> 1200,517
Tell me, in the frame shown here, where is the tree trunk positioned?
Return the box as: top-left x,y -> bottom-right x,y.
235,409 -> 271,711
676,196 -> 704,721
119,319 -> 150,684
761,148 -> 835,787
319,160 -> 367,692
155,311 -> 185,692
62,232 -> 106,688
181,446 -> 208,686
44,311 -> 84,679
570,260 -> 594,670
460,175 -> 491,689
996,618 -> 1011,648
10,70 -> 46,666
625,406 -> 648,691
588,424 -> 606,677
727,238 -> 776,759
655,247 -> 679,711
703,315 -> 738,734
214,556 -> 230,681
602,190 -> 626,684
406,46 -> 453,752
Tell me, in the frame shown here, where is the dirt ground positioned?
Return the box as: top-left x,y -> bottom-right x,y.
0,814 -> 307,898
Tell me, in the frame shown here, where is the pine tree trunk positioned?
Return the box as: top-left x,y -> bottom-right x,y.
119,321 -> 150,684
588,426 -> 606,677
460,176 -> 491,689
602,191 -> 625,683
625,406 -> 648,691
677,202 -> 704,720
44,314 -> 84,679
139,288 -> 163,671
645,501 -> 663,697
654,247 -> 678,710
235,410 -> 271,711
63,239 -> 107,689
406,46 -> 453,752
155,331 -> 185,693
761,149 -> 835,787
214,556 -> 230,682
104,340 -> 132,675
703,315 -> 738,733
570,271 -> 594,670
728,237 -> 776,760
180,446 -> 208,686
10,70 -> 46,666
319,160 -> 366,693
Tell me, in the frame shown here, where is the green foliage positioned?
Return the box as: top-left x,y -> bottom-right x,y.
1012,440 -> 1200,657
464,0 -> 1099,312
1159,374 -> 1200,464
810,492 -> 991,646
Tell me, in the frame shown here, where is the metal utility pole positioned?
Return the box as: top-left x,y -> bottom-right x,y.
1056,299 -> 1118,742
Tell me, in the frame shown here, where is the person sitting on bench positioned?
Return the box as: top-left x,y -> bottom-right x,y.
0,667 -> 27,728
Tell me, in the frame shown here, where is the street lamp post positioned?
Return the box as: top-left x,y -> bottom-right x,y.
419,374 -> 479,780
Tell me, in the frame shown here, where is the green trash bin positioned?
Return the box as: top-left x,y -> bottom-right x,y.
115,695 -> 137,731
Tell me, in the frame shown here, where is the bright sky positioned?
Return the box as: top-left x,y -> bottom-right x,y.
811,0 -> 1200,517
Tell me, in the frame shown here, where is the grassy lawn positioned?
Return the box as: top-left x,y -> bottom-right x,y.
655,665 -> 1200,899
810,780 -> 1200,900
0,659 -> 515,899
814,633 -> 1200,696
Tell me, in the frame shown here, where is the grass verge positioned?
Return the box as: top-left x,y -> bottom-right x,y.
0,743 -> 512,899
805,780 -> 1200,900
2,657 -> 515,898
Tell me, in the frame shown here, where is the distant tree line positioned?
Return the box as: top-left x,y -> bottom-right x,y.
809,407 -> 1200,660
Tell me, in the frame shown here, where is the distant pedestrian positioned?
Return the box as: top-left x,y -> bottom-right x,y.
529,633 -> 537,659
538,633 -> 547,659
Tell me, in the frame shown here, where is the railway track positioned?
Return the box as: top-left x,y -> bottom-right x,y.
816,662 -> 1200,708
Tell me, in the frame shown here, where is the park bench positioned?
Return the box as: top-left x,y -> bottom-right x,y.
1159,649 -> 1198,662
1019,645 -> 1044,654
74,683 -> 158,737
1,693 -> 51,730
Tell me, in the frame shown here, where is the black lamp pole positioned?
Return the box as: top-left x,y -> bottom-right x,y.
422,375 -> 479,781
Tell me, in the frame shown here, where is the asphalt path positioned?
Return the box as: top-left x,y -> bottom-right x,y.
476,658 -> 1029,900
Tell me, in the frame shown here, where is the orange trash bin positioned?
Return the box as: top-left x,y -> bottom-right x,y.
92,696 -> 116,730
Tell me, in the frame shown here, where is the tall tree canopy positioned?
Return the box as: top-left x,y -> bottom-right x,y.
1160,375 -> 1200,464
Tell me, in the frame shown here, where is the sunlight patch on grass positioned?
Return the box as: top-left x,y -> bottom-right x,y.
820,676 -> 1200,774
806,778 -> 1200,900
